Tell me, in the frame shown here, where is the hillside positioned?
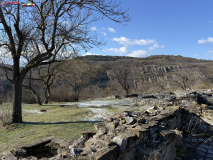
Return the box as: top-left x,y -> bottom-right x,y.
1,55 -> 213,103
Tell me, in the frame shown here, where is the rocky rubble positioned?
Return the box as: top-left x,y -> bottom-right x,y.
1,89 -> 213,160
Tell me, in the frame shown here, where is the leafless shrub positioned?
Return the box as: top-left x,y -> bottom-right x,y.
0,107 -> 12,126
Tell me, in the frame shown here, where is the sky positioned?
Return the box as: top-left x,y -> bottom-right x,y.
82,0 -> 213,60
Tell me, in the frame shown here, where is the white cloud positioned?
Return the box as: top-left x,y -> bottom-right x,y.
149,44 -> 165,51
112,37 -> 156,46
105,47 -> 149,57
90,27 -> 97,31
107,47 -> 129,55
194,54 -> 199,57
127,49 -> 149,57
84,52 -> 100,56
208,50 -> 213,53
108,27 -> 116,33
101,32 -> 107,36
208,20 -> 213,23
198,37 -> 213,44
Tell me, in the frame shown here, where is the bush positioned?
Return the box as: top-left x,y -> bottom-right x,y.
0,107 -> 12,126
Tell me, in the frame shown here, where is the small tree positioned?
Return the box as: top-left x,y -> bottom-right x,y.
22,69 -> 43,105
37,62 -> 63,104
111,64 -> 132,97
23,62 -> 62,104
173,72 -> 191,91
61,59 -> 97,101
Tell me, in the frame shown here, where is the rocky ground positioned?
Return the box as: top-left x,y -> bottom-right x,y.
1,89 -> 213,160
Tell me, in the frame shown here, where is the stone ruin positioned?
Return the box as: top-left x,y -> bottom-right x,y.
1,89 -> 213,160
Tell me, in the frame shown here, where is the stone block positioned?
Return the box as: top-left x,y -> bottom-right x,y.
70,148 -> 83,158
14,148 -> 27,156
119,120 -> 126,125
105,122 -> 116,130
196,150 -> 206,157
198,144 -> 212,150
94,140 -> 105,149
112,137 -> 127,152
166,117 -> 177,129
94,122 -> 105,130
161,143 -> 176,160
118,131 -> 137,147
189,144 -> 198,149
197,146 -> 207,153
121,148 -> 136,160
202,104 -> 209,108
70,137 -> 85,148
128,126 -> 146,139
111,114 -> 121,120
80,147 -> 92,156
84,141 -> 94,148
94,146 -> 118,160
206,153 -> 213,159
158,130 -> 175,142
106,118 -> 113,122
208,150 -> 213,155
82,131 -> 96,141
0,151 -> 17,160
125,117 -> 135,125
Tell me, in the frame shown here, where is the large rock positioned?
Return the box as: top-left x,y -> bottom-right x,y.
69,136 -> 85,148
0,151 -> 17,160
94,146 -> 118,160
94,122 -> 106,130
112,137 -> 128,152
119,148 -> 136,160
69,148 -> 83,158
82,131 -> 96,141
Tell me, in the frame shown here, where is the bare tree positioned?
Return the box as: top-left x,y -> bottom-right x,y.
0,0 -> 130,123
23,62 -> 62,105
22,69 -> 43,105
61,59 -> 98,101
111,64 -> 132,97
38,63 -> 63,104
172,72 -> 191,91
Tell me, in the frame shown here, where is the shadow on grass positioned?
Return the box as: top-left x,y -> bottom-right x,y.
22,120 -> 103,125
42,105 -> 77,107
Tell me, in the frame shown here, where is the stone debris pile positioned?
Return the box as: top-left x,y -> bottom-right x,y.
1,89 -> 213,160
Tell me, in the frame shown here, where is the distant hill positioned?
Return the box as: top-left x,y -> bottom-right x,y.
82,54 -> 212,64
1,54 -> 213,103
82,55 -> 135,62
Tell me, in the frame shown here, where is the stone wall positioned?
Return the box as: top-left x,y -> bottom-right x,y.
1,89 -> 213,160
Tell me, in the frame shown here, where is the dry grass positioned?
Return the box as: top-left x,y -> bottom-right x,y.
0,103 -> 95,153
0,101 -> 139,153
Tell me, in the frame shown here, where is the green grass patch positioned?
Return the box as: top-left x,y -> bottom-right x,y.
0,103 -> 94,153
0,101 -> 144,153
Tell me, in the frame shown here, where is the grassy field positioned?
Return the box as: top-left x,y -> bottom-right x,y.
0,101 -> 139,153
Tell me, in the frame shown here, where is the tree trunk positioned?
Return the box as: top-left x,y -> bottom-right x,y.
30,90 -> 42,105
74,91 -> 78,101
36,94 -> 42,105
125,89 -> 129,97
44,87 -> 50,104
28,69 -> 42,105
12,79 -> 23,123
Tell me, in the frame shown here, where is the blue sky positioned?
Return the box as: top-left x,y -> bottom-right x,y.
82,0 -> 213,60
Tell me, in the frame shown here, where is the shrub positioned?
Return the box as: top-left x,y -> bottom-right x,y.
0,107 -> 12,126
